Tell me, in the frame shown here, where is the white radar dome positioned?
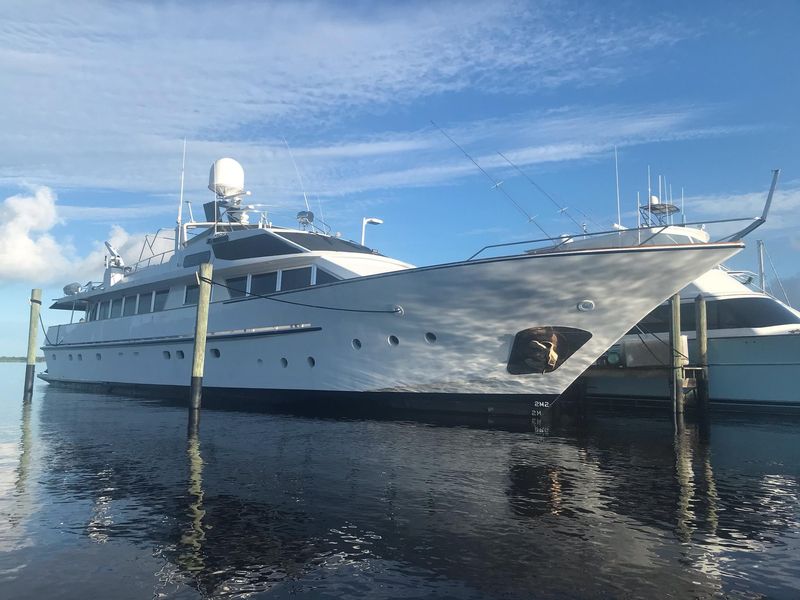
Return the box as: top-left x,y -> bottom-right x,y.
209,158 -> 245,198
650,195 -> 660,205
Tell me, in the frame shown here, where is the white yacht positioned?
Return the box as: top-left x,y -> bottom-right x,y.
39,159 -> 742,414
583,265 -> 800,408
575,175 -> 800,409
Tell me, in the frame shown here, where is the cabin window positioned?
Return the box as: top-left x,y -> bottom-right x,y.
315,268 -> 339,285
211,235 -> 297,260
123,295 -> 137,317
86,304 -> 94,322
153,289 -> 170,312
110,298 -> 123,318
226,276 -> 248,299
97,300 -> 110,320
280,267 -> 312,291
713,297 -> 800,329
276,232 -> 375,254
251,272 -> 278,296
184,284 -> 199,305
137,291 -> 153,314
631,297 -> 800,335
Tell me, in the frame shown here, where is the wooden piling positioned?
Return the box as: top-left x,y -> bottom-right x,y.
669,293 -> 684,415
694,294 -> 709,411
189,263 -> 213,415
23,289 -> 42,401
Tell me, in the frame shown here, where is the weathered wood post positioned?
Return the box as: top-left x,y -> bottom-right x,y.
189,263 -> 213,423
669,293 -> 684,415
23,289 -> 42,401
695,294 -> 709,411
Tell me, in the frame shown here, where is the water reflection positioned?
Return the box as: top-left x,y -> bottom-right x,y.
0,374 -> 798,598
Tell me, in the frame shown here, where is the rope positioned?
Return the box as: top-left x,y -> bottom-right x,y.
764,245 -> 792,306
630,324 -> 690,366
39,312 -> 54,346
199,276 -> 402,315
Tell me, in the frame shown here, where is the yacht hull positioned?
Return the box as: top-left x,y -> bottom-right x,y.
41,244 -> 741,413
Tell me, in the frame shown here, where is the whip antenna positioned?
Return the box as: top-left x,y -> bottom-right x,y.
431,121 -> 552,239
283,137 -> 311,212
496,150 -> 584,232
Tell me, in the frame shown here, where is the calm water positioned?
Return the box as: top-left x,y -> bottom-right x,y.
0,364 -> 798,599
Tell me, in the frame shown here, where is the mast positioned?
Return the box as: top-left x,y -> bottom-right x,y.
757,239 -> 766,292
614,145 -> 621,227
176,138 -> 187,252
647,165 -> 652,227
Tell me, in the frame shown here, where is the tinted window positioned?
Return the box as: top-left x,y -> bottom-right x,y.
715,297 -> 800,329
277,232 -> 375,254
185,284 -> 199,305
226,276 -> 248,298
97,301 -> 110,320
631,297 -> 800,334
280,267 -> 312,291
153,289 -> 169,312
251,272 -> 277,296
123,295 -> 137,316
137,292 -> 153,314
315,268 -> 339,285
110,298 -> 123,318
212,234 -> 297,260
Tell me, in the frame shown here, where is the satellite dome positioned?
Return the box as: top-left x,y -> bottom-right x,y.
650,195 -> 660,205
209,158 -> 245,198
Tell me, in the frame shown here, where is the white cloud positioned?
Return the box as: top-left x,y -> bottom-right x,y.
685,181 -> 800,234
0,186 -> 164,284
0,1 -> 698,198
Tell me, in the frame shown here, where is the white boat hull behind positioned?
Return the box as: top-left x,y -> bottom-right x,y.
584,329 -> 800,408
41,244 -> 741,411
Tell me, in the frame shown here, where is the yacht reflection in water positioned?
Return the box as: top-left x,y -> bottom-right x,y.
33,386 -> 800,598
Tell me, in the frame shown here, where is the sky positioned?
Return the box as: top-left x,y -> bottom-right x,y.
0,0 -> 799,355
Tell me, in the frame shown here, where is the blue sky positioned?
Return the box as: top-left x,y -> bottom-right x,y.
0,0 -> 799,355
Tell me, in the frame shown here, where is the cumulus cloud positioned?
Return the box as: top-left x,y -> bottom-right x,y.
0,186 -> 161,284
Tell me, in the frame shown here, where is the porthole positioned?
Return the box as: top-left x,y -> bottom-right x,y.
280,357 -> 288,368
51,354 -> 56,360
307,356 -> 316,367
96,353 -> 102,361
133,351 -> 139,356
163,351 -> 171,360
77,353 -> 83,361
425,332 -> 437,344
176,350 -> 185,359
257,358 -> 263,365
68,354 -> 73,361
118,351 -> 124,357
352,338 -> 362,350
388,335 -> 399,346
210,348 -> 220,358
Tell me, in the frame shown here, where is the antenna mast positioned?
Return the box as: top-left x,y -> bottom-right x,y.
283,137 -> 311,213
431,120 -> 552,239
647,165 -> 652,226
614,145 -> 621,227
681,187 -> 685,225
176,138 -> 187,252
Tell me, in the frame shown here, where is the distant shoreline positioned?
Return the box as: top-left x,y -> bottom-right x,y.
0,357 -> 46,363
